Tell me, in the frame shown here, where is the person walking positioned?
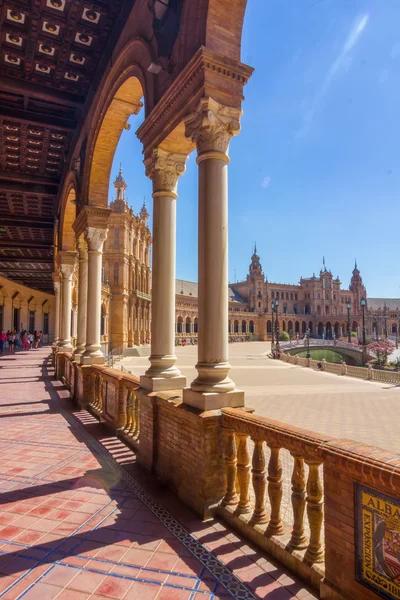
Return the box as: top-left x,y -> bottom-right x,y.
22,332 -> 30,351
33,331 -> 39,349
0,330 -> 6,355
29,331 -> 34,349
8,331 -> 15,354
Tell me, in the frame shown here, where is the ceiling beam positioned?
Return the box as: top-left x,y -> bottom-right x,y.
0,171 -> 59,193
0,257 -> 53,264
0,240 -> 52,249
0,268 -> 51,274
1,216 -> 54,229
0,75 -> 84,109
0,107 -> 76,131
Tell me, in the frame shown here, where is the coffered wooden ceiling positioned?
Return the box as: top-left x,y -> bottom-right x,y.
0,0 -> 131,292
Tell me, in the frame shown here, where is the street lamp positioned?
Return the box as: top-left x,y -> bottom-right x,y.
360,297 -> 366,347
346,301 -> 351,343
384,304 -> 388,339
271,300 -> 275,348
274,300 -> 280,348
306,328 -> 310,358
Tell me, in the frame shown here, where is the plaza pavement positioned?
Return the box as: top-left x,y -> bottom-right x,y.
119,341 -> 400,454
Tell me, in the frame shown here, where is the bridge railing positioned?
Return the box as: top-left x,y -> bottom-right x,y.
279,339 -> 361,352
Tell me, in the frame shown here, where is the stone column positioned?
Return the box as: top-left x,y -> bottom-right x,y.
81,227 -> 108,365
183,98 -> 244,410
58,252 -> 77,351
74,236 -> 88,361
141,148 -> 187,391
52,273 -> 61,345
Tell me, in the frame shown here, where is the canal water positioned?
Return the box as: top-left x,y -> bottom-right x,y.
297,349 -> 356,365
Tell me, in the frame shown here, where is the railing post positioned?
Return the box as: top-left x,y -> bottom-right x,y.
236,434 -> 252,514
251,439 -> 269,524
222,429 -> 239,506
133,393 -> 140,438
124,389 -> 134,436
289,453 -> 308,549
341,361 -> 347,376
367,364 -> 373,380
321,359 -> 326,371
304,460 -> 324,563
266,445 -> 284,535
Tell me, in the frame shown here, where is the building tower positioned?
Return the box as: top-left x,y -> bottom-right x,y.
113,164 -> 128,208
247,244 -> 266,313
349,259 -> 366,311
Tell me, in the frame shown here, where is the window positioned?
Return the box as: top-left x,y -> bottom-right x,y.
29,310 -> 35,333
293,304 -> 298,314
283,304 -> 287,314
113,263 -> 119,285
258,302 -> 261,307
286,292 -> 289,300
114,228 -> 120,249
43,313 -> 49,335
295,293 -> 298,300
271,291 -> 275,299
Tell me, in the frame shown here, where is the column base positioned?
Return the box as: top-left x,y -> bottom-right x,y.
58,342 -> 73,352
140,375 -> 187,392
183,388 -> 245,411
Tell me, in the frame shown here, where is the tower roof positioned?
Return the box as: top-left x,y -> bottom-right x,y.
114,163 -> 126,186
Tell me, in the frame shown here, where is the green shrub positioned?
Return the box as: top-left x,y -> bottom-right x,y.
279,331 -> 290,342
351,331 -> 358,338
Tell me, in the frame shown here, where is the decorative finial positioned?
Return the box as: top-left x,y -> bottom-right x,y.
254,241 -> 257,254
355,258 -> 357,270
323,256 -> 326,269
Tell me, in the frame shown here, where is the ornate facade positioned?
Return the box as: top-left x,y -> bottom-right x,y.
103,168 -> 151,351
175,250 -> 400,341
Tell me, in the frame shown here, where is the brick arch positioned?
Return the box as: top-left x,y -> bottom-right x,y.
175,0 -> 248,66
59,182 -> 77,252
87,76 -> 144,207
80,38 -> 153,209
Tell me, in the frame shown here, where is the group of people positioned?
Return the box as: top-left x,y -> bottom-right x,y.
0,330 -> 43,355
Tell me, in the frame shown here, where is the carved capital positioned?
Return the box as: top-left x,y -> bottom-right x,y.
85,227 -> 108,252
185,97 -> 242,156
57,251 -> 77,279
76,236 -> 88,261
145,148 -> 187,195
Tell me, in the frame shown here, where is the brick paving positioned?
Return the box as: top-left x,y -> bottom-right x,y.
0,347 -> 317,600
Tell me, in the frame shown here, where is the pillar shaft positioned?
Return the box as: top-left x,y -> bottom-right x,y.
81,227 -> 107,365
58,252 -> 77,351
74,237 -> 88,360
53,275 -> 61,345
183,98 -> 244,409
141,149 -> 187,392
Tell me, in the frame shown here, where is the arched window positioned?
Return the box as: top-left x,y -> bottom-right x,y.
295,293 -> 298,300
290,293 -> 293,300
113,263 -> 119,285
271,291 -> 275,299
249,321 -> 255,334
177,317 -> 183,334
194,318 -> 198,334
100,304 -> 106,336
286,292 -> 289,300
295,321 -> 300,334
242,320 -> 246,333
185,317 -> 191,334
234,320 -> 239,333
267,320 -> 272,333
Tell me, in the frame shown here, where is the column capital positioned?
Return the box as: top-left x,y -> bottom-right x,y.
145,148 -> 187,196
84,227 -> 108,252
52,272 -> 61,289
76,235 -> 88,260
57,251 -> 77,279
185,97 -> 242,159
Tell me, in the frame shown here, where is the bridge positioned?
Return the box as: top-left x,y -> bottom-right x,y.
279,339 -> 371,365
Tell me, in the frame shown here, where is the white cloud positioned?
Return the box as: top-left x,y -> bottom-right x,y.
297,13 -> 369,138
261,176 -> 271,189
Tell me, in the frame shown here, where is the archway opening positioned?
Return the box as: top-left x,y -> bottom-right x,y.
88,77 -> 144,207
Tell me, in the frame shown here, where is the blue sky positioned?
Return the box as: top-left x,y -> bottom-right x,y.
110,0 -> 400,298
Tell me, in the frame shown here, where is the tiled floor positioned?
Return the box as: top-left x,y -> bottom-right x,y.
0,347 -> 317,600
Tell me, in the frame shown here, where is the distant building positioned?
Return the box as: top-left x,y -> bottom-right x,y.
103,173 -> 399,348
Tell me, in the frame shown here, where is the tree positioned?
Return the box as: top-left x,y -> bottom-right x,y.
367,339 -> 395,366
279,331 -> 290,342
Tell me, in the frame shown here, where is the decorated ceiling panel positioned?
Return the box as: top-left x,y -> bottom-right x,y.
0,0 -> 130,292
